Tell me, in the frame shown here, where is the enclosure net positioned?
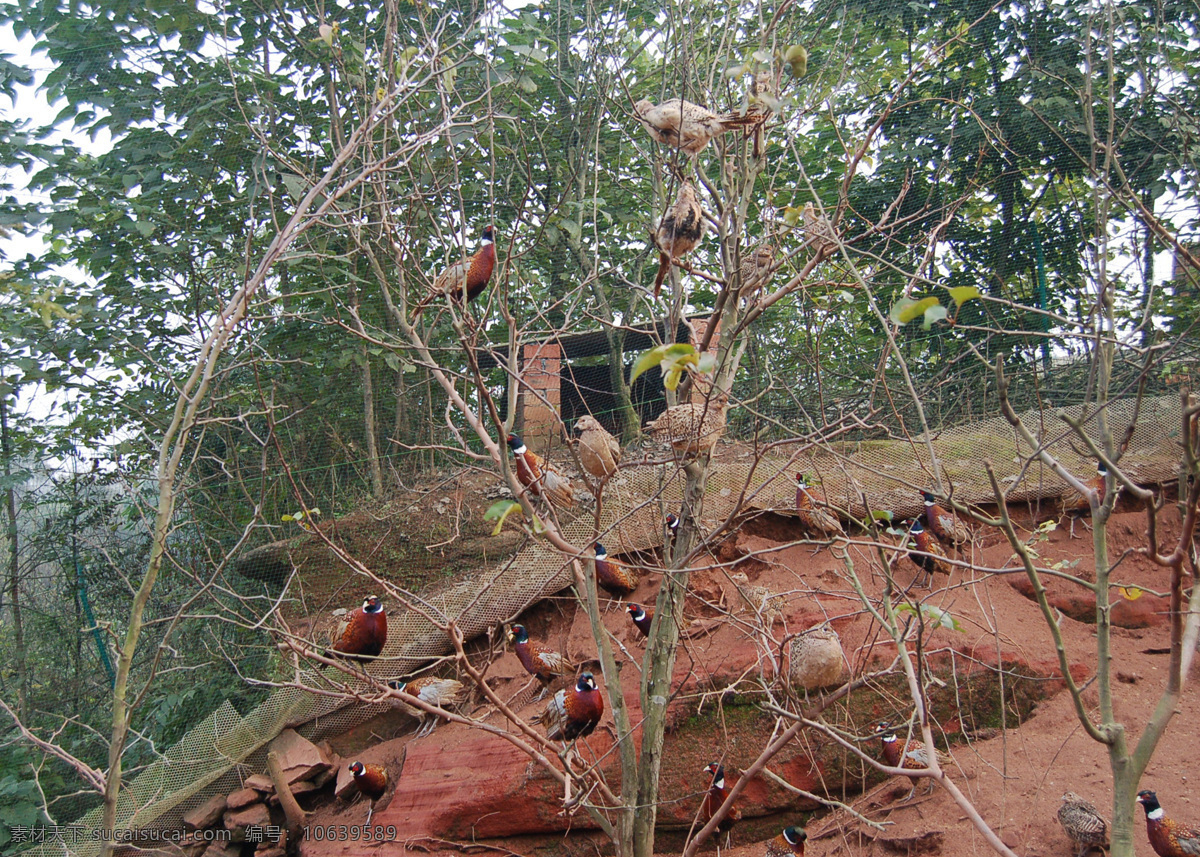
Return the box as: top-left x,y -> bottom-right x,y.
32,393 -> 1185,855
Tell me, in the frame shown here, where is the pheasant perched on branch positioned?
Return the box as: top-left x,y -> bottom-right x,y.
507,623 -> 573,698
411,225 -> 496,319
634,98 -> 765,157
387,677 -> 463,738
347,761 -> 389,825
795,474 -> 845,538
626,603 -> 653,638
325,595 -> 387,666
536,672 -> 604,741
700,762 -> 742,852
1138,790 -> 1200,857
875,721 -> 952,799
1058,792 -> 1109,857
922,492 -> 971,547
739,243 -> 776,302
506,433 -> 576,510
802,203 -> 837,256
645,394 -> 729,458
594,543 -> 639,597
906,519 -> 951,586
653,181 -> 707,296
764,826 -> 808,856
573,415 -> 621,481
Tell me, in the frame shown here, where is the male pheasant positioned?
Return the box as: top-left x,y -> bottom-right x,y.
1137,790 -> 1200,857
347,761 -> 389,825
922,491 -> 971,547
700,762 -> 741,852
1062,462 -> 1114,538
653,180 -> 707,296
536,672 -> 604,741
764,826 -> 807,856
875,721 -> 952,798
507,623 -> 573,697
795,474 -> 845,538
387,677 -> 463,738
626,603 -> 653,638
507,434 -> 576,510
326,595 -> 387,666
907,519 -> 951,586
411,225 -> 496,319
594,543 -> 639,597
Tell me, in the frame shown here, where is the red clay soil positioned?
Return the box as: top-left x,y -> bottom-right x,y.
301,503 -> 1199,857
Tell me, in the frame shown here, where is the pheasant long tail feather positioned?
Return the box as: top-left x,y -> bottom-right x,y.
654,251 -> 671,296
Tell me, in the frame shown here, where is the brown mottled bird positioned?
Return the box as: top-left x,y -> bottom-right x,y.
1062,462 -> 1113,538
634,98 -> 764,157
739,243 -> 776,302
646,395 -> 729,458
653,181 -> 707,296
326,595 -> 387,666
730,571 -> 785,626
1058,792 -> 1109,857
387,677 -> 463,738
573,415 -> 621,481
922,492 -> 971,547
536,672 -> 604,741
411,225 -> 496,319
795,474 -> 845,538
786,625 -> 844,691
507,623 -> 573,698
875,721 -> 952,799
507,434 -> 576,510
700,762 -> 742,851
1138,790 -> 1200,857
594,543 -> 639,597
802,202 -> 837,256
907,519 -> 951,586
626,603 -> 653,637
347,761 -> 389,825
764,827 -> 807,856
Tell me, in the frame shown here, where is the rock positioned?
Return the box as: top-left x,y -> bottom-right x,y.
268,778 -> 321,806
233,542 -> 292,585
224,802 -> 271,842
269,728 -> 329,784
1008,575 -> 1170,629
183,794 -> 228,831
226,787 -> 261,811
243,773 -> 275,793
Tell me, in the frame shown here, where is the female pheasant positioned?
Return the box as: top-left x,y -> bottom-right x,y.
645,394 -> 729,458
387,676 -> 463,738
1137,790 -> 1200,857
536,672 -> 604,741
634,98 -> 764,156
573,415 -> 621,481
653,181 -> 707,296
764,826 -> 807,856
1057,792 -> 1109,857
594,543 -> 639,597
507,623 -> 574,697
411,225 -> 496,319
326,595 -> 387,666
506,434 -> 576,510
347,761 -> 389,825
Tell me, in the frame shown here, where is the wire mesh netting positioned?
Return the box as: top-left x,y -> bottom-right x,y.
26,392 -> 1187,855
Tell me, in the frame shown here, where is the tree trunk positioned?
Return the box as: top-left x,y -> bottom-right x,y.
0,398 -> 29,721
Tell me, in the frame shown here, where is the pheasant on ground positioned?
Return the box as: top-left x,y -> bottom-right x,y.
907,519 -> 951,586
626,603 -> 653,638
794,474 -> 845,538
347,761 -> 389,825
325,595 -> 387,669
875,721 -> 953,799
1058,791 -> 1109,857
700,762 -> 742,853
387,677 -> 463,738
645,394 -> 729,458
507,623 -> 574,699
593,543 -> 639,597
922,491 -> 971,547
536,672 -> 604,742
411,225 -> 496,319
1137,790 -> 1200,857
786,625 -> 844,691
634,98 -> 765,156
764,826 -> 807,856
573,415 -> 621,481
730,571 -> 785,626
507,433 -> 576,510
653,181 -> 707,296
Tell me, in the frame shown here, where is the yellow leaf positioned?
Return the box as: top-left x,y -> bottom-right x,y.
889,296 -> 941,325
944,285 -> 981,307
1119,586 -> 1143,601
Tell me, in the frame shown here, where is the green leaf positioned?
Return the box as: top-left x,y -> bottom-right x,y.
921,304 -> 948,329
889,296 -> 941,325
483,499 -> 522,535
629,344 -> 671,386
897,602 -> 963,632
944,285 -> 981,307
